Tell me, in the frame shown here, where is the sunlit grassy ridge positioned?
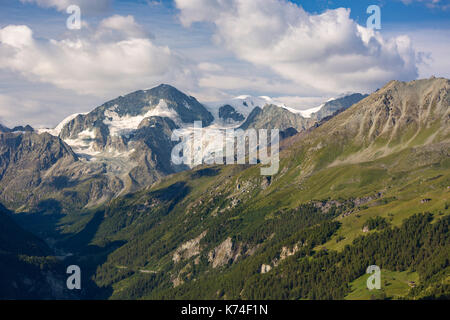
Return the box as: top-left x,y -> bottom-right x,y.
346,270 -> 420,300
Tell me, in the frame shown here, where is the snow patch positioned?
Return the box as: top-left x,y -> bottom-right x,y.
103,100 -> 179,137
206,95 -> 288,127
296,105 -> 324,118
294,97 -> 337,118
205,95 -> 340,122
63,129 -> 99,156
147,99 -> 179,120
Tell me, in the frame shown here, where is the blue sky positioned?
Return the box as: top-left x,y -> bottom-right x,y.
0,0 -> 449,127
3,1 -> 448,38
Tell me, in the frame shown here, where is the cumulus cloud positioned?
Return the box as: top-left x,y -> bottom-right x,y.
391,29 -> 450,79
96,15 -> 152,40
198,74 -> 320,96
197,62 -> 223,72
175,0 -> 419,94
0,16 -> 194,97
19,0 -> 112,13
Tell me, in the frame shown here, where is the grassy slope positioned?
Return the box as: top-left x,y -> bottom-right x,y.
91,152 -> 448,299
345,270 -> 420,300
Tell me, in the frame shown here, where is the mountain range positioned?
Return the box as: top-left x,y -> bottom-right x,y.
0,77 -> 448,300
0,85 -> 366,212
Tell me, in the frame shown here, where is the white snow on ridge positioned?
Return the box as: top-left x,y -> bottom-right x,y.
40,99 -> 182,160
36,94 -> 339,163
38,112 -> 88,136
64,129 -> 99,156
104,105 -> 145,137
278,98 -> 337,118
103,100 -> 179,137
296,105 -> 324,118
206,95 -> 287,127
295,97 -> 337,118
64,128 -> 136,159
234,95 -> 252,100
149,99 -> 180,120
206,95 -> 333,122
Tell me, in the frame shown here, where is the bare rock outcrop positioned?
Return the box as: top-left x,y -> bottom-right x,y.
208,237 -> 241,268
173,231 -> 207,263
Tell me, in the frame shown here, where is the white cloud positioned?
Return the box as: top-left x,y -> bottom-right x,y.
97,15 -> 150,40
175,0 -> 419,95
0,16 -> 194,97
197,62 -> 223,72
388,28 -> 450,79
198,74 -> 322,96
19,0 -> 112,13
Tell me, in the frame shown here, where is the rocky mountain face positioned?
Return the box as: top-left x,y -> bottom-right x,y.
240,104 -> 311,131
0,130 -> 135,212
125,116 -> 189,192
238,93 -> 367,131
56,84 -> 213,181
0,85 -> 212,211
11,125 -> 34,132
58,84 -> 213,155
0,124 -> 34,133
0,132 -> 78,210
207,95 -> 281,126
290,78 -> 449,173
218,105 -> 245,123
310,93 -> 369,121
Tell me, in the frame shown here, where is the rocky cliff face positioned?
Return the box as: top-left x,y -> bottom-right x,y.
286,77 -> 450,175
0,130 -> 134,212
0,132 -> 78,210
331,78 -> 449,163
126,116 -> 189,193
218,105 -> 245,123
310,93 -> 369,121
238,93 -> 367,131
240,104 -> 311,131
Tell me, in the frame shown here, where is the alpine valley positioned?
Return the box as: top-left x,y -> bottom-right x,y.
0,78 -> 448,300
